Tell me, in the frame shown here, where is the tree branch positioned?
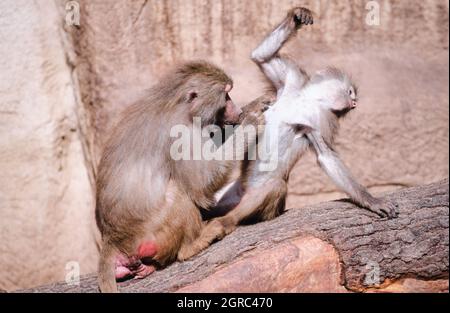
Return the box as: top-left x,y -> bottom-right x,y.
22,179 -> 449,293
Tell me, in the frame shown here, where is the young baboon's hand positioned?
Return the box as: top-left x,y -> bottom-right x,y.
367,198 -> 399,219
288,7 -> 314,29
240,95 -> 275,126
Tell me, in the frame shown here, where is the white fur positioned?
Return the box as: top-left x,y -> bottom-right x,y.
246,14 -> 368,206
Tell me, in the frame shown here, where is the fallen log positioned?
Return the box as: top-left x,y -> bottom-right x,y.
23,179 -> 449,293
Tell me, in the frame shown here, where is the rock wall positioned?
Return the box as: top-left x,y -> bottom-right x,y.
73,0 -> 449,205
0,0 -> 98,291
0,0 -> 448,290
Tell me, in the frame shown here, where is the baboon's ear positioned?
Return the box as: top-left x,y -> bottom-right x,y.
187,90 -> 198,103
187,90 -> 200,115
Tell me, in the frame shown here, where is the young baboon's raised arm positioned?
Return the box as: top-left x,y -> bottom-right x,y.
181,7 -> 398,260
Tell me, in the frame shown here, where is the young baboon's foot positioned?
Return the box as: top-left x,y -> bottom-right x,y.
199,216 -> 237,246
289,7 -> 314,28
177,216 -> 237,261
215,216 -> 238,236
177,243 -> 203,262
367,198 -> 399,219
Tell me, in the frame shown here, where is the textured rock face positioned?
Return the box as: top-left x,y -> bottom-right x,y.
0,0 -> 448,291
73,0 -> 449,204
0,0 -> 98,291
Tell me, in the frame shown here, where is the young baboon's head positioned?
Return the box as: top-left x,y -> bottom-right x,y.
309,67 -> 358,118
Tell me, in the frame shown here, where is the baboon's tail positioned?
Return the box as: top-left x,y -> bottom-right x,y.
98,241 -> 117,293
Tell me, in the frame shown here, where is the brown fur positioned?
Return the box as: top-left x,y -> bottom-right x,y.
96,61 -> 243,292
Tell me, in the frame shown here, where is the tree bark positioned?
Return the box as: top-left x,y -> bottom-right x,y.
22,179 -> 449,293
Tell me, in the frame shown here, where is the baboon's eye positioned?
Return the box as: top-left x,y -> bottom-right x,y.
188,92 -> 198,102
348,89 -> 353,96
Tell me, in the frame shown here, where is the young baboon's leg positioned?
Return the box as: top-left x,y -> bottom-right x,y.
178,179 -> 287,260
207,180 -> 245,219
